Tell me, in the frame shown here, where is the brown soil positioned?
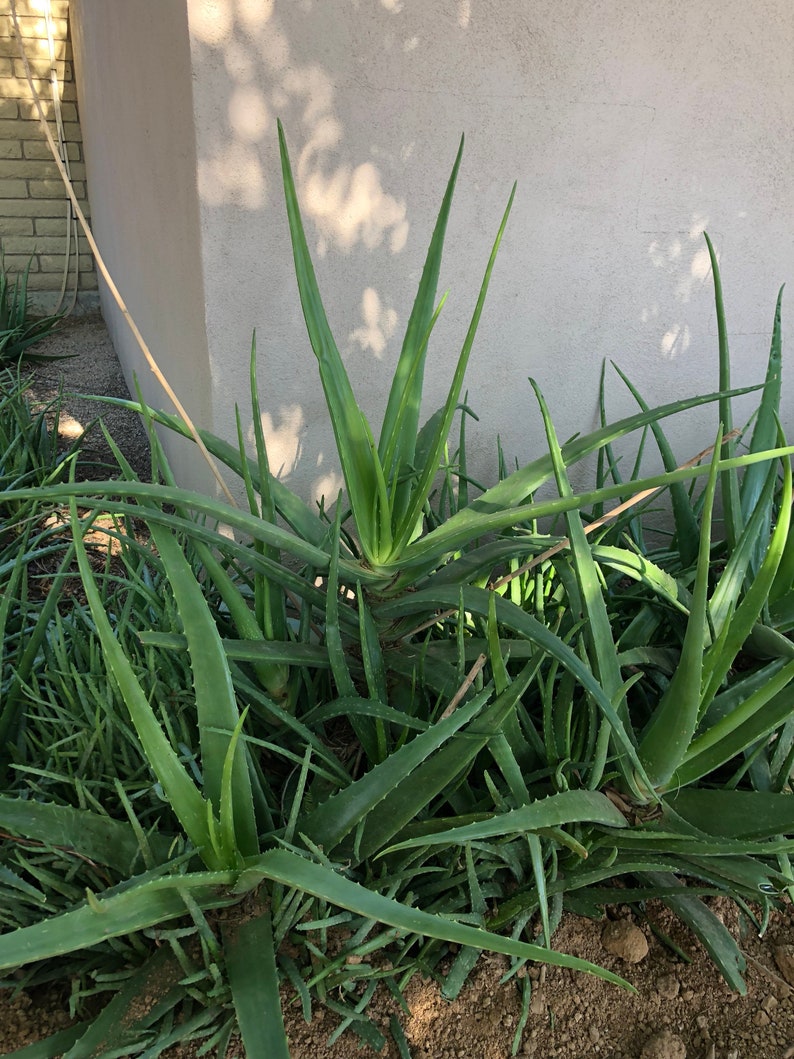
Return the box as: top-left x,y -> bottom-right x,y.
3,902 -> 794,1058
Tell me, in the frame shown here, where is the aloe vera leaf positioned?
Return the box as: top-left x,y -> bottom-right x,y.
80,396 -> 326,547
278,121 -> 390,564
611,363 -> 699,566
224,907 -> 291,1059
0,870 -> 236,971
590,544 -> 691,613
193,538 -> 290,703
61,947 -> 185,1059
398,428 -> 785,584
375,585 -> 649,795
0,797 -> 172,875
453,382 -> 762,515
637,429 -> 722,791
2,1025 -> 89,1059
299,687 -> 491,852
532,379 -> 629,783
676,669 -> 794,785
379,137 -> 463,479
391,182 -> 516,557
704,233 -> 743,552
741,285 -> 784,522
701,435 -> 791,705
148,522 -> 258,858
303,696 -> 428,731
249,848 -> 633,988
382,790 -> 626,854
68,500 -> 217,864
355,662 -> 545,862
665,789 -> 794,841
708,459 -> 778,636
139,630 -> 331,669
645,870 -> 747,993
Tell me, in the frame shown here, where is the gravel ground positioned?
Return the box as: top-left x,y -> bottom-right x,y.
23,311 -> 151,479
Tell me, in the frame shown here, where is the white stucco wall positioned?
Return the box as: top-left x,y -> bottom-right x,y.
74,1 -> 794,504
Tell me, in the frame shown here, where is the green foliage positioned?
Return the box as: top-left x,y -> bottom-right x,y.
0,130 -> 793,1056
0,254 -> 63,363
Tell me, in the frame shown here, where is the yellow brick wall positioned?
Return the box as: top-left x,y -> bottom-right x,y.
0,0 -> 97,310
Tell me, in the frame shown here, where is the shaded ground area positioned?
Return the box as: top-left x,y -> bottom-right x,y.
24,312 -> 151,480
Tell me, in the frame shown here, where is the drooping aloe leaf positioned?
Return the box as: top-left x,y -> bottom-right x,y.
665,789 -> 794,841
0,797 -> 172,875
0,870 -> 236,970
382,790 -> 626,854
224,906 -> 291,1059
249,848 -> 633,988
644,870 -> 747,993
148,522 -> 258,859
68,499 -> 217,865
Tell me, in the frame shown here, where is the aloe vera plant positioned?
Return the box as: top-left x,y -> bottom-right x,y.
1,127 -> 793,1056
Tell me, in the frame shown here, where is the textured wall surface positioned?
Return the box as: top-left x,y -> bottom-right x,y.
73,0 -> 794,501
70,0 -> 213,491
0,0 -> 96,310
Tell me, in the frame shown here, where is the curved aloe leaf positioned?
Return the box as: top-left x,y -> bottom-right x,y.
381,790 -> 626,854
251,849 -> 633,989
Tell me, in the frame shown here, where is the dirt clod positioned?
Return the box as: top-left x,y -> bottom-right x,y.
639,1028 -> 686,1059
601,918 -> 649,963
774,944 -> 794,986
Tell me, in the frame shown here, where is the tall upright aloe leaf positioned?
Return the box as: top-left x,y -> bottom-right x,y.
636,429 -> 723,794
390,182 -> 516,557
704,233 -> 742,551
741,286 -> 785,577
532,379 -> 629,788
278,120 -> 391,565
379,138 -> 463,499
611,365 -> 699,567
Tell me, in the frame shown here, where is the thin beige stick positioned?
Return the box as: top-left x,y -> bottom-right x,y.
488,428 -> 741,593
405,429 -> 740,639
9,2 -> 237,507
440,653 -> 487,719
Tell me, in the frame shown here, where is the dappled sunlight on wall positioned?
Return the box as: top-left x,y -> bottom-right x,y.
644,216 -> 713,361
250,405 -> 304,479
180,0 -> 794,505
350,287 -> 398,359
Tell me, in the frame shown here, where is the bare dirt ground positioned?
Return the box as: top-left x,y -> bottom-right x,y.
2,315 -> 794,1058
3,902 -> 794,1058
